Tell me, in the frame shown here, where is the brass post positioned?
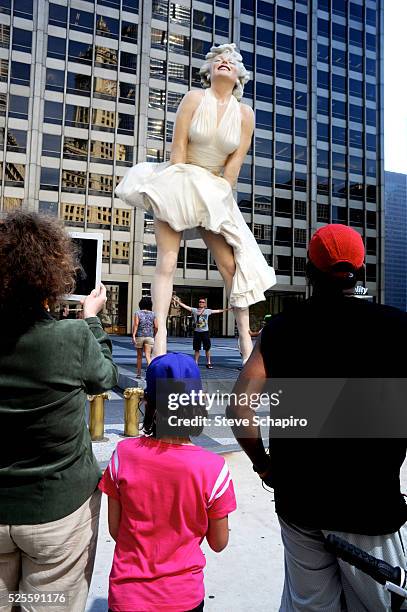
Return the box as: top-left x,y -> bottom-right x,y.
88,392 -> 110,442
123,387 -> 144,437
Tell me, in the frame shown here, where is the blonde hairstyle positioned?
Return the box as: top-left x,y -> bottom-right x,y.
199,43 -> 250,101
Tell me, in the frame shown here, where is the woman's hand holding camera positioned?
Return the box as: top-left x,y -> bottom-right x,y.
82,284 -> 107,319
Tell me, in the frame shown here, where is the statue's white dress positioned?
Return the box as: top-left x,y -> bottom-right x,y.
116,88 -> 276,308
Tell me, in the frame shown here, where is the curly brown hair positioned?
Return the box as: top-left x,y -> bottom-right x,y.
0,210 -> 77,331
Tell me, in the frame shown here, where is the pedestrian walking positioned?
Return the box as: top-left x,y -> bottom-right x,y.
227,224 -> 407,612
99,353 -> 237,612
173,297 -> 231,368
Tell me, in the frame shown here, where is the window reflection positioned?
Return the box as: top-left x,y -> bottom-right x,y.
96,15 -> 119,38
120,52 -> 137,73
170,3 -> 190,27
93,108 -> 116,131
111,241 -> 130,263
62,203 -> 85,226
152,0 -> 168,20
89,173 -> 114,195
61,170 -> 86,193
70,9 -> 94,34
119,82 -> 136,104
121,22 -> 138,42
5,161 -> 25,186
7,129 -> 27,153
68,40 -> 93,64
65,104 -> 90,129
94,76 -> 117,99
63,137 -> 88,159
0,23 -> 10,47
94,45 -> 118,69
46,68 -> 64,92
118,114 -> 135,135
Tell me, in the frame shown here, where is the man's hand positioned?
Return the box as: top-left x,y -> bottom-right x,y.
82,284 -> 107,319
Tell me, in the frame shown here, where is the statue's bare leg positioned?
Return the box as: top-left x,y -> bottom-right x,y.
151,218 -> 181,358
200,229 -> 252,363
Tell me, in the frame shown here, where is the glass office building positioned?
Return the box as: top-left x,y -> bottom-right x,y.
0,0 -> 383,333
384,171 -> 407,311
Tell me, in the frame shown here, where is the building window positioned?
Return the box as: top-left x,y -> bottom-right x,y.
143,244 -> 157,266
317,203 -> 329,222
12,28 -> 32,53
120,52 -> 137,73
89,173 -> 114,194
70,8 -> 94,34
254,223 -> 272,243
294,257 -> 306,276
170,3 -> 191,27
95,45 -> 118,69
276,255 -> 291,275
40,167 -> 59,190
47,35 -> 66,60
275,197 -> 292,218
332,205 -> 347,224
317,149 -> 329,168
295,200 -> 306,219
8,95 -> 29,120
275,141 -> 292,162
275,169 -> 292,190
68,40 -> 93,64
62,170 -> 87,193
119,82 -> 136,104
44,100 -> 62,125
275,225 -> 292,246
42,134 -> 61,157
193,10 -> 213,32
350,208 -> 363,226
63,137 -> 88,159
7,129 -> 27,153
11,61 -> 30,86
49,3 -> 68,28
65,104 -> 90,129
121,22 -> 138,42
187,247 -> 207,269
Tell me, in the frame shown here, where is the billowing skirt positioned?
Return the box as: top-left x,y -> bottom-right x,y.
116,162 -> 276,308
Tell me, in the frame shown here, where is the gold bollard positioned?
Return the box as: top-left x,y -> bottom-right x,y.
88,392 -> 110,442
123,388 -> 144,437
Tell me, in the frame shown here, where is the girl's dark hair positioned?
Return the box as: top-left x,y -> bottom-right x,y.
143,380 -> 206,438
139,296 -> 153,310
306,261 -> 364,293
0,210 -> 77,333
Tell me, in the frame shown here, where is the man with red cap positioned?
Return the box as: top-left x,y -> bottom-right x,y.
228,224 -> 407,611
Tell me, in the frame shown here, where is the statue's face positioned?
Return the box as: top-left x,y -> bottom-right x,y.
210,54 -> 239,83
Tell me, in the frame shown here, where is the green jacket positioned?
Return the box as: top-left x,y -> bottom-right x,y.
0,314 -> 118,524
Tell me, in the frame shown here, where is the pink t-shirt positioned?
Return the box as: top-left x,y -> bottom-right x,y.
99,436 -> 237,612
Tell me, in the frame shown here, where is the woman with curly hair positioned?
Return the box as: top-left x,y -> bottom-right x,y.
0,210 -> 118,611
116,43 -> 276,363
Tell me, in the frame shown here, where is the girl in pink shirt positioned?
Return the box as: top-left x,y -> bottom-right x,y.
99,353 -> 237,612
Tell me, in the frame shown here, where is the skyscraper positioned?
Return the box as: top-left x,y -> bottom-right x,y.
0,0 -> 383,333
384,171 -> 407,311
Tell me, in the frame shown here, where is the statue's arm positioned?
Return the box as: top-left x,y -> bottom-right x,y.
223,104 -> 254,188
170,90 -> 203,165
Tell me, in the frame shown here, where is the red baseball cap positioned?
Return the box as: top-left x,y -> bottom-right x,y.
308,224 -> 365,273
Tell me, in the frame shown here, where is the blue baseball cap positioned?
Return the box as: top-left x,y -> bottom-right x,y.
145,353 -> 203,404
